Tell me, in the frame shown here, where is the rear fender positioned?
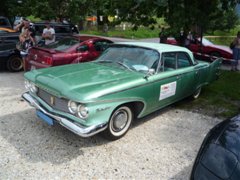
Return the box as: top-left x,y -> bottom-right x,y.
71,56 -> 83,64
207,58 -> 222,83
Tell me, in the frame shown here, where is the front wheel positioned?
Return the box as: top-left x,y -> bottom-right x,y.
103,106 -> 133,140
7,55 -> 23,72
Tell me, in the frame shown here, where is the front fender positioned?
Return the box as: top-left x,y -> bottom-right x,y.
86,98 -> 146,126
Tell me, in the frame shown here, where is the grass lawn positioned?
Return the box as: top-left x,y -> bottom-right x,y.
81,27 -> 160,39
175,70 -> 240,119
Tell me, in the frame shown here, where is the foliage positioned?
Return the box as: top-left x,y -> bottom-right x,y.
1,0 -> 240,35
26,15 -> 42,22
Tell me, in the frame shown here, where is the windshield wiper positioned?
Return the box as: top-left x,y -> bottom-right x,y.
116,61 -> 133,71
96,60 -> 113,63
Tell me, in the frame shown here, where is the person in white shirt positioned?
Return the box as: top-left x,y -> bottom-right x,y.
42,21 -> 55,45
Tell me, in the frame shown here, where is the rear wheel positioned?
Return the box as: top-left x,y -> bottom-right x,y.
192,87 -> 202,99
7,55 -> 23,72
103,106 -> 133,140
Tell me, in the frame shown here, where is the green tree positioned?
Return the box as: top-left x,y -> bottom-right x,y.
1,0 -> 240,35
108,0 -> 239,35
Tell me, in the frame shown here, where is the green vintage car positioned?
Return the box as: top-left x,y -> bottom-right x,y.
22,42 -> 221,140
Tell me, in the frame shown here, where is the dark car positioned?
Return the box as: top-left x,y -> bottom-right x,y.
0,16 -> 12,29
0,27 -> 17,33
25,35 -> 113,71
191,114 -> 240,180
33,22 -> 78,43
0,32 -> 22,71
0,17 -> 22,72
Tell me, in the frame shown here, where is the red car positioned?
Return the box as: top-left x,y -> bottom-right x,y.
25,35 -> 113,71
167,37 -> 233,61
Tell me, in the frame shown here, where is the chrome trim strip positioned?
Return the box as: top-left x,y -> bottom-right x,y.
97,67 -> 206,98
22,92 -> 108,137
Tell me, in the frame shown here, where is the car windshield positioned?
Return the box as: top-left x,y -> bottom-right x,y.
42,37 -> 81,51
198,37 -> 213,46
95,45 -> 160,73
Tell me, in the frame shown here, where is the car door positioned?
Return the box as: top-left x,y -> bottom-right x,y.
175,52 -> 198,98
73,43 -> 91,63
149,52 -> 182,111
77,40 -> 112,62
149,51 -> 200,111
90,39 -> 113,60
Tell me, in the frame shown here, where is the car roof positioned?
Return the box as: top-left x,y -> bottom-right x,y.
73,35 -> 112,41
33,22 -> 72,27
114,41 -> 193,54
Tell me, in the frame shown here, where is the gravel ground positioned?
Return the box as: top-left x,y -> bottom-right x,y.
0,71 -> 221,179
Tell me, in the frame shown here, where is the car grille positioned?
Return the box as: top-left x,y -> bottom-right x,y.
37,88 -> 69,113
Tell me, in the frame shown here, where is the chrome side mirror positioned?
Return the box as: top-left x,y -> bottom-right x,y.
144,68 -> 155,78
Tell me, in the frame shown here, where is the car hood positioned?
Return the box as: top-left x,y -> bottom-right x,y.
25,62 -> 144,102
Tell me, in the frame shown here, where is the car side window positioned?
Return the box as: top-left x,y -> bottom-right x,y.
93,40 -> 112,52
53,26 -> 71,33
177,52 -> 192,68
160,52 -> 176,72
0,18 -> 8,26
34,25 -> 44,35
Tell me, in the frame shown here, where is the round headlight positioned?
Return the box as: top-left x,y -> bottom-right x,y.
30,83 -> 38,94
24,80 -> 31,90
77,104 -> 89,119
68,101 -> 78,114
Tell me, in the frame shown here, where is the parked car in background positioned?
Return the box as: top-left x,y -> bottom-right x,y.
22,42 -> 221,140
0,21 -> 80,72
0,30 -> 22,71
191,114 -> 240,180
189,37 -> 233,61
0,16 -> 12,29
33,22 -> 78,43
167,37 -> 233,62
0,27 -> 17,33
25,35 -> 113,71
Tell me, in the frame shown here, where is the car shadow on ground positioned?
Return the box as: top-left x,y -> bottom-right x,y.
132,106 -> 173,127
170,165 -> 193,180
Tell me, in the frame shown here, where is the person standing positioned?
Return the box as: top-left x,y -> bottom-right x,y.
14,18 -> 36,71
184,31 -> 193,48
231,32 -> 240,71
159,27 -> 167,43
15,18 -> 36,50
179,28 -> 186,47
42,21 -> 55,45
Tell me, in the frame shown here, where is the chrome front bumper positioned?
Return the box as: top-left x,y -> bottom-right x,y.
22,92 -> 107,137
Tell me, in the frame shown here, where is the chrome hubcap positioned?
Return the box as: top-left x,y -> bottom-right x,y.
112,111 -> 128,132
